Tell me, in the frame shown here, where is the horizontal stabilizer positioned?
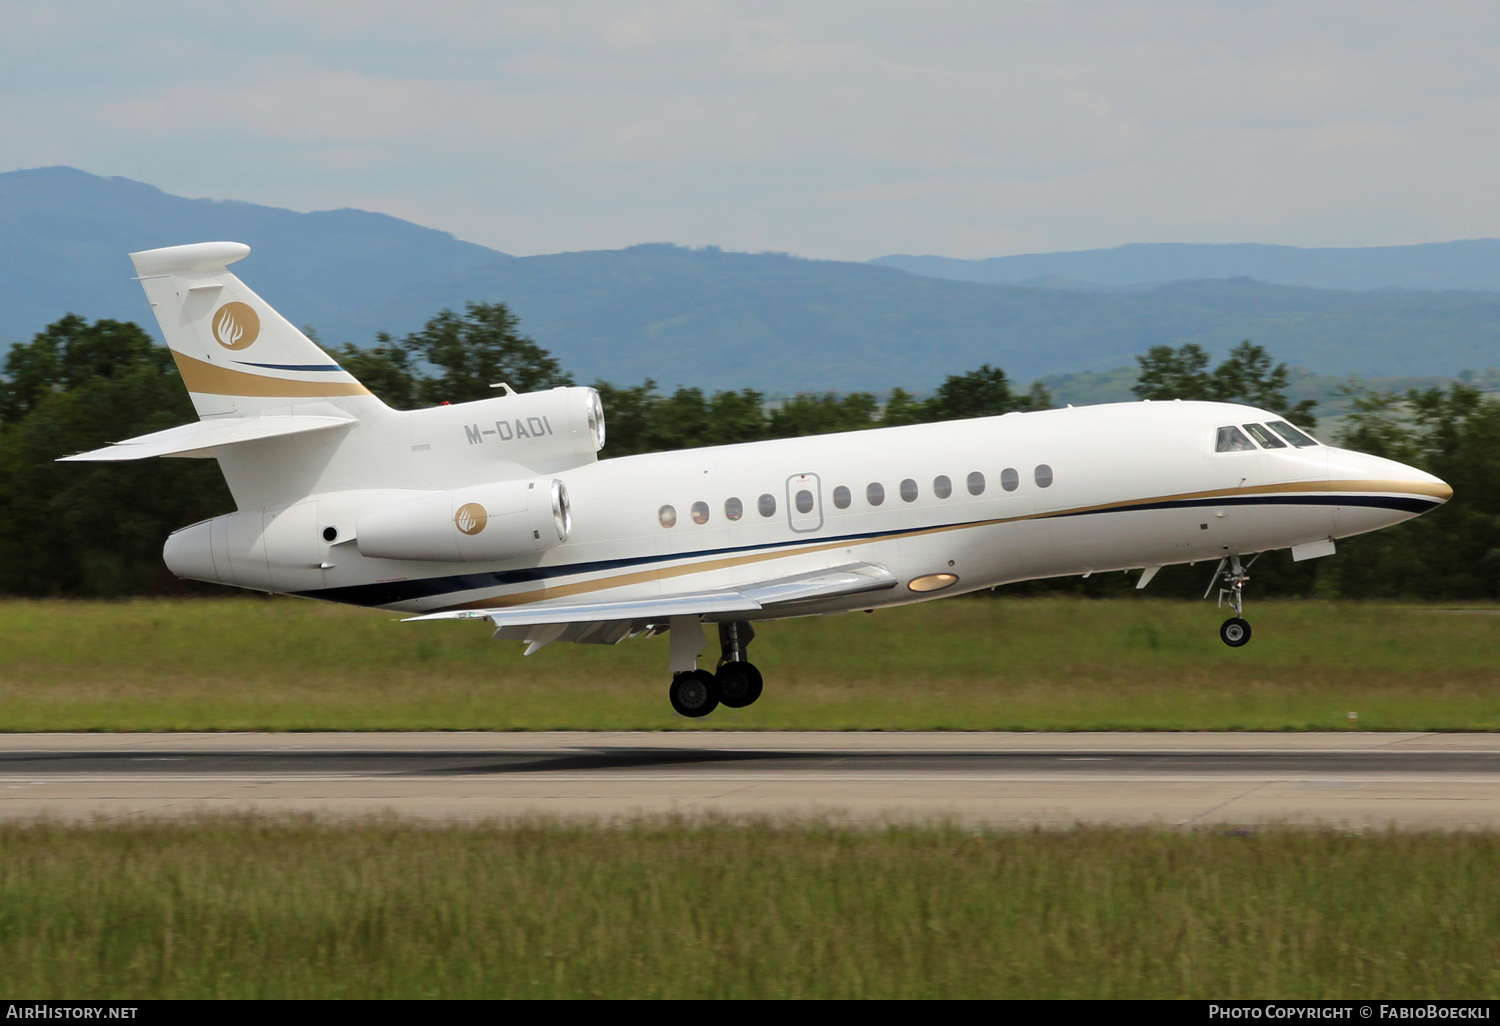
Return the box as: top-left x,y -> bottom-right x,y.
58,414 -> 356,462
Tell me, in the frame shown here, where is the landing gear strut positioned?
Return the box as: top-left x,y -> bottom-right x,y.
664,618 -> 763,717
715,622 -> 763,709
1205,553 -> 1258,648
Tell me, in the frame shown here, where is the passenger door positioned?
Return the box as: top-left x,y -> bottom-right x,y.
785,473 -> 824,533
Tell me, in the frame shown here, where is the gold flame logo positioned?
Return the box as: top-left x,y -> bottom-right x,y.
211,302 -> 260,350
454,502 -> 488,536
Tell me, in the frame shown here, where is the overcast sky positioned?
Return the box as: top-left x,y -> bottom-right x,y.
4,1 -> 1500,260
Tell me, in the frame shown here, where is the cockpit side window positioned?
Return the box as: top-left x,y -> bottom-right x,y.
1215,425 -> 1257,452
1243,423 -> 1287,449
1267,420 -> 1319,448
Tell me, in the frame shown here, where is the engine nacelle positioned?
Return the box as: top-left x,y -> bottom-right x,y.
355,478 -> 571,562
407,385 -> 606,475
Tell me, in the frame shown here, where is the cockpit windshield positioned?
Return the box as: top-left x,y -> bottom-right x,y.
1216,421 -> 1320,452
1266,420 -> 1319,447
1215,426 -> 1257,452
1243,423 -> 1287,449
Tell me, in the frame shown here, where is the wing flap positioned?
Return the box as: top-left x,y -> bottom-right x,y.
741,562 -> 898,607
405,590 -> 762,627
57,414 -> 357,462
405,561 -> 898,631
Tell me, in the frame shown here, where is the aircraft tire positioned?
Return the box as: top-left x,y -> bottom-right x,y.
669,670 -> 720,718
1219,617 -> 1252,648
716,661 -> 764,708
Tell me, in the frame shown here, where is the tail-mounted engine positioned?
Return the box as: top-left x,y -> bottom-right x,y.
356,478 -> 571,562
409,386 -> 606,477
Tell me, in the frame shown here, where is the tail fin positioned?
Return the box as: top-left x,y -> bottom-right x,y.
130,242 -> 381,419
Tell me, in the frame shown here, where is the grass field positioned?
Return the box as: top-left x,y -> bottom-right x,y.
0,596 -> 1497,731
0,816 -> 1495,999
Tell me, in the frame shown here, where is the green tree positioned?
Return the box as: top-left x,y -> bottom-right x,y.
327,333 -> 422,410
767,392 -> 879,437
401,302 -> 571,405
879,387 -> 927,427
1132,340 -> 1316,429
589,381 -> 768,457
1212,341 -> 1318,429
1,315 -> 168,423
0,317 -> 232,596
1322,383 -> 1500,599
923,364 -> 1050,420
1131,342 -> 1216,402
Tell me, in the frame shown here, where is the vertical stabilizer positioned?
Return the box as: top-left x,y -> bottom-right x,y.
129,242 -> 382,420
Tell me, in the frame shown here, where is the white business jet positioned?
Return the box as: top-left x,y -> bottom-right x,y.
64,242 -> 1452,717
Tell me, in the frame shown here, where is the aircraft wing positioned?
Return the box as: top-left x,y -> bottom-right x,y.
404,561 -> 898,651
58,414 -> 356,461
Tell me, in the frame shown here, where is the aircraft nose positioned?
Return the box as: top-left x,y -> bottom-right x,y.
1325,447 -> 1451,536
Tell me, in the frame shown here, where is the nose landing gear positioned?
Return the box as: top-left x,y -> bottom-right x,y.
1219,617 -> 1251,647
1205,553 -> 1258,647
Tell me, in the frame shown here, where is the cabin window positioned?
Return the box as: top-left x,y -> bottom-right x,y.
691,501 -> 710,525
1000,467 -> 1019,492
967,472 -> 986,496
933,475 -> 952,499
725,497 -> 743,521
832,485 -> 852,509
1215,426 -> 1257,452
758,493 -> 777,517
1243,423 -> 1287,449
900,478 -> 919,502
659,505 -> 677,528
795,489 -> 815,514
1034,464 -> 1054,488
1267,420 -> 1319,448
867,482 -> 885,506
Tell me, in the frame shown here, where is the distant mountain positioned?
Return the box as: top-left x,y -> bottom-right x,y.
872,241 -> 1500,293
336,249 -> 1500,388
2,167 -> 1499,393
0,166 -> 503,341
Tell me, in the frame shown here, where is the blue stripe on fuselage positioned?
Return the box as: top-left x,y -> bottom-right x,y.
295,492 -> 1438,608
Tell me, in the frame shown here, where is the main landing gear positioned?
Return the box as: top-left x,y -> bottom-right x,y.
1205,553 -> 1258,648
666,619 -> 763,718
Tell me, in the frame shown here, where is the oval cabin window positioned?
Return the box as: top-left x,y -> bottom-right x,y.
866,482 -> 885,506
899,479 -> 918,502
832,485 -> 851,509
1001,468 -> 1019,492
758,493 -> 777,517
967,472 -> 985,496
725,497 -> 743,521
795,490 -> 814,514
659,505 -> 677,528
691,501 -> 710,525
933,475 -> 952,499
1034,464 -> 1053,488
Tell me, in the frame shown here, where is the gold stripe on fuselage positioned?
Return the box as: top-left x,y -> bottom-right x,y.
424,477 -> 1449,614
170,351 -> 371,398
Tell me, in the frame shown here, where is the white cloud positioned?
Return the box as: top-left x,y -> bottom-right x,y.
3,1 -> 1500,258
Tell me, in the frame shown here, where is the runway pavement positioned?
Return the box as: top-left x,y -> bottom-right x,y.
4,731 -> 1500,829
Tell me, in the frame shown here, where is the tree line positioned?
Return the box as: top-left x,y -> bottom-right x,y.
1,303 -> 1494,598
